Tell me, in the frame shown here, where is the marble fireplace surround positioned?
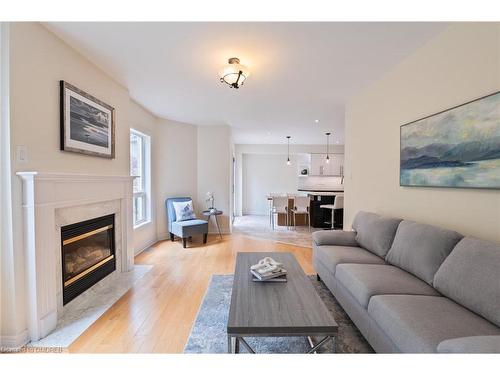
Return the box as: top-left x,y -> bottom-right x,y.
17,172 -> 135,342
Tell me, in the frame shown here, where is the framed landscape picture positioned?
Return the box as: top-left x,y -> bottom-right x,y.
400,91 -> 500,189
60,81 -> 115,158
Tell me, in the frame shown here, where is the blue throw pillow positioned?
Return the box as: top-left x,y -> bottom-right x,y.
172,200 -> 196,222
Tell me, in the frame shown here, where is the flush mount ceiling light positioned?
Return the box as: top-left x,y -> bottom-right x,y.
286,136 -> 291,166
219,57 -> 250,89
325,132 -> 331,164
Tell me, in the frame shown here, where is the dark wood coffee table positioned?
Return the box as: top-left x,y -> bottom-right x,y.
227,252 -> 338,353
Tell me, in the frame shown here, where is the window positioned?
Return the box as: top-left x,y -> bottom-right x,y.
130,129 -> 151,227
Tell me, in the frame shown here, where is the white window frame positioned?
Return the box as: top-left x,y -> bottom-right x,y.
130,129 -> 151,228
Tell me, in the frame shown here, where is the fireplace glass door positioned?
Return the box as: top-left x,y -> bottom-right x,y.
61,214 -> 116,304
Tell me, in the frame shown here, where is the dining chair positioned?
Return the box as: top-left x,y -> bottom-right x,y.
268,193 -> 279,227
270,196 -> 289,230
291,196 -> 310,230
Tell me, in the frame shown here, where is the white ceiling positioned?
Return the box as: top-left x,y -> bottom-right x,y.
44,22 -> 448,144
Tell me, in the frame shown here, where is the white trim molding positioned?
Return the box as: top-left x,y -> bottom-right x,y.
0,22 -> 23,350
133,237 -> 157,256
130,128 -> 152,228
0,330 -> 29,350
17,172 -> 135,342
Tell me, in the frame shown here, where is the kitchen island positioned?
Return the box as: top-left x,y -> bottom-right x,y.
298,190 -> 344,229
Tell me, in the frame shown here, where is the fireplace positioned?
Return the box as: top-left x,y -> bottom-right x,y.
61,214 -> 116,304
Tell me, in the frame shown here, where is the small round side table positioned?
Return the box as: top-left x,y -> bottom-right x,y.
202,209 -> 223,239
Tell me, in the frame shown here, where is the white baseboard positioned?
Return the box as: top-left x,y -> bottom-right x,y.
208,230 -> 231,235
0,329 -> 29,350
157,231 -> 231,242
134,237 -> 159,256
157,234 -> 169,242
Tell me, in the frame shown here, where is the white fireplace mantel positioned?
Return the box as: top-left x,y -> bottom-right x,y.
17,172 -> 135,342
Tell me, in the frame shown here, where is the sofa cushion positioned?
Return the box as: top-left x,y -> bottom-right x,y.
352,211 -> 402,258
368,295 -> 500,353
313,245 -> 385,276
385,221 -> 463,285
312,230 -> 358,247
336,264 -> 440,308
433,237 -> 500,327
437,336 -> 500,353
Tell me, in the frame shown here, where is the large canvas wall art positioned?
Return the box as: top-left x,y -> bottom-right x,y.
60,81 -> 115,158
400,91 -> 500,189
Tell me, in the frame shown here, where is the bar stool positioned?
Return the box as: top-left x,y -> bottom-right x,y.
320,195 -> 343,229
331,196 -> 343,229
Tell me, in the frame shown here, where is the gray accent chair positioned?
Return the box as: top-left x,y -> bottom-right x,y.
313,211 -> 500,353
166,197 -> 208,248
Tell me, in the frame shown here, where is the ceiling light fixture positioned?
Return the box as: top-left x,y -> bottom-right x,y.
219,57 -> 250,89
286,136 -> 291,166
315,119 -> 319,123
325,132 -> 331,164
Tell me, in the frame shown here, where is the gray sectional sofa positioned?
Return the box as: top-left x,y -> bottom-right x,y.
312,211 -> 500,353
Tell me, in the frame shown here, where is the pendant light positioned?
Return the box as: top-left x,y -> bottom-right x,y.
325,132 -> 331,164
286,136 -> 291,166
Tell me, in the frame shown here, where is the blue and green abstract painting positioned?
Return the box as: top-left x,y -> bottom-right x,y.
400,92 -> 500,189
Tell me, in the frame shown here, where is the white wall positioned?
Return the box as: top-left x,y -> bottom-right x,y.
197,125 -> 232,233
5,22 -> 138,346
242,154 -> 298,215
9,23 -> 162,257
155,123 -> 233,237
2,22 -> 160,345
155,118 -> 198,239
0,22 -> 21,348
345,23 -> 500,243
2,22 -> 235,346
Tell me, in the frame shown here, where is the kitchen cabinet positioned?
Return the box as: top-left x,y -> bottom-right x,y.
296,153 -> 312,176
310,153 -> 343,176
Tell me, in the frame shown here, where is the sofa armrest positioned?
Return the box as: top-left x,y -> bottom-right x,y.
312,230 -> 358,247
437,336 -> 500,353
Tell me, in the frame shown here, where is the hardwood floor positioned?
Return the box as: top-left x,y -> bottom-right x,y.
68,233 -> 314,353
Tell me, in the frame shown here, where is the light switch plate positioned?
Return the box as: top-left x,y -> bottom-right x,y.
16,145 -> 28,163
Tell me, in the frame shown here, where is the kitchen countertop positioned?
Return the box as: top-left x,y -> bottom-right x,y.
298,189 -> 344,195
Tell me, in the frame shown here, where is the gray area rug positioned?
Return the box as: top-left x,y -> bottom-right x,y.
184,275 -> 374,354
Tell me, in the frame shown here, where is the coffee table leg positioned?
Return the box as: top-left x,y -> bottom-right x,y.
331,336 -> 336,353
227,336 -> 232,354
307,336 -> 316,353
235,337 -> 240,353
307,336 -> 331,354
238,337 -> 255,354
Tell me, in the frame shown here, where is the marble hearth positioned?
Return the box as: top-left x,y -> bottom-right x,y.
17,172 -> 135,342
